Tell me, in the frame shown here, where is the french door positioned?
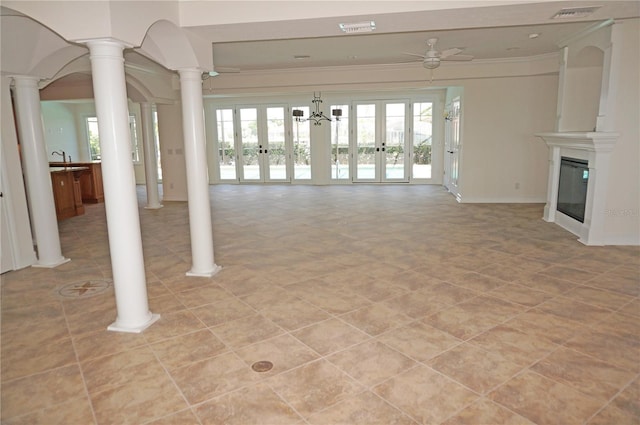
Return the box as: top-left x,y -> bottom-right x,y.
237,106 -> 289,183
353,101 -> 410,182
444,97 -> 461,197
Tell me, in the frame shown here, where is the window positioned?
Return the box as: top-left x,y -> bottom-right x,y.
292,106 -> 311,180
129,116 -> 140,163
412,102 -> 433,179
216,109 -> 236,180
85,115 -> 140,163
209,93 -> 441,184
153,109 -> 162,181
86,117 -> 100,161
266,107 -> 287,180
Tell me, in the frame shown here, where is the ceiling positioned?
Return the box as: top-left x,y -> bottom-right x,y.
182,1 -> 640,72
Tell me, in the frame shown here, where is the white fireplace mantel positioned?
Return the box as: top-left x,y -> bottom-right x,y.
535,131 -> 618,245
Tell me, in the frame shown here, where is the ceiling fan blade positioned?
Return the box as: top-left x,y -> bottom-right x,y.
441,55 -> 474,61
215,67 -> 241,73
440,48 -> 463,58
402,52 -> 426,59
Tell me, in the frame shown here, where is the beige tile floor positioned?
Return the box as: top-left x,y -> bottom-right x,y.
1,184 -> 639,425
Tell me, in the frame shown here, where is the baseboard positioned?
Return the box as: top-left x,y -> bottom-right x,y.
602,234 -> 640,246
456,196 -> 547,204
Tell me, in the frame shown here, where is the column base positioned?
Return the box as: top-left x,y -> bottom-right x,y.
32,256 -> 71,268
144,204 -> 163,210
107,313 -> 161,334
186,264 -> 222,278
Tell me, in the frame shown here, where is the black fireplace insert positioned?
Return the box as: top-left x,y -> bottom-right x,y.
557,157 -> 589,223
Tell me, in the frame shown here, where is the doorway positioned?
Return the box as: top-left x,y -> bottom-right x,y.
236,106 -> 290,183
444,97 -> 461,198
353,101 -> 410,182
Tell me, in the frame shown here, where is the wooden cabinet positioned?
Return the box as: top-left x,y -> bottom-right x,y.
50,162 -> 103,203
78,162 -> 104,203
50,168 -> 86,220
51,171 -> 75,220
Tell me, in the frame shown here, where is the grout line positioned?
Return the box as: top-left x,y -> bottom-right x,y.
60,301 -> 100,425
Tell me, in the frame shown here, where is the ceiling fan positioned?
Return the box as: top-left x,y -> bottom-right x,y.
405,38 -> 473,69
201,66 -> 240,90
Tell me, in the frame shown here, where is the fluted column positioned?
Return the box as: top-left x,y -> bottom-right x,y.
86,39 -> 159,332
12,76 -> 69,268
140,102 -> 162,209
178,68 -> 221,277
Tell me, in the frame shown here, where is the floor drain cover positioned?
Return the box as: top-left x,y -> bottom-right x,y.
251,361 -> 273,373
58,280 -> 112,298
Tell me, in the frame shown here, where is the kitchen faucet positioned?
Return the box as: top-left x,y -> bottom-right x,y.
52,150 -> 66,163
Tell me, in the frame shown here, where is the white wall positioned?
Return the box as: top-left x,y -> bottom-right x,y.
41,102 -> 80,162
562,65 -> 602,131
451,74 -> 557,202
603,19 -> 640,244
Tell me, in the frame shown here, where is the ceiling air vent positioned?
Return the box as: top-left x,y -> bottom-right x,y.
339,21 -> 376,34
551,6 -> 601,19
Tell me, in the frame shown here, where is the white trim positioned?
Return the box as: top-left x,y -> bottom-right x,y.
602,234 -> 640,246
108,313 -> 161,334
456,196 -> 547,204
204,52 -> 561,77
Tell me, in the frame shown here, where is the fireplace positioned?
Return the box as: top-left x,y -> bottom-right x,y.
535,132 -> 617,245
557,157 -> 589,223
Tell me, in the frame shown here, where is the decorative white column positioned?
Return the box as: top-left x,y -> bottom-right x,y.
12,76 -> 69,268
140,102 -> 162,209
86,39 -> 159,332
178,68 -> 221,277
1,76 -> 37,270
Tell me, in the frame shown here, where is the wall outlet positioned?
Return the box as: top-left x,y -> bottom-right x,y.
515,182 -> 520,190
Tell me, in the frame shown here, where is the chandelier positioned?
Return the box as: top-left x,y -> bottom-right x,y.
293,92 -> 342,126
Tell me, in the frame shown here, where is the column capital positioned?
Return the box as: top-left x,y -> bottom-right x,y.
10,75 -> 41,86
177,68 -> 204,82
80,37 -> 133,49
82,38 -> 131,63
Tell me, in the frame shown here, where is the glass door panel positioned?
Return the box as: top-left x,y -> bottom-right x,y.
412,102 -> 433,180
266,107 -> 288,181
384,103 -> 407,181
355,103 -> 377,181
444,97 -> 461,196
330,104 -> 349,180
292,106 -> 311,180
216,108 -> 236,180
354,101 -> 410,182
451,98 -> 461,187
239,108 -> 260,181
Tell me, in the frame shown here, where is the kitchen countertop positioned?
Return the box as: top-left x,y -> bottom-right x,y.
50,166 -> 89,173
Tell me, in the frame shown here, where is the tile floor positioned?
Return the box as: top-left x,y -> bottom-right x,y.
1,184 -> 639,425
